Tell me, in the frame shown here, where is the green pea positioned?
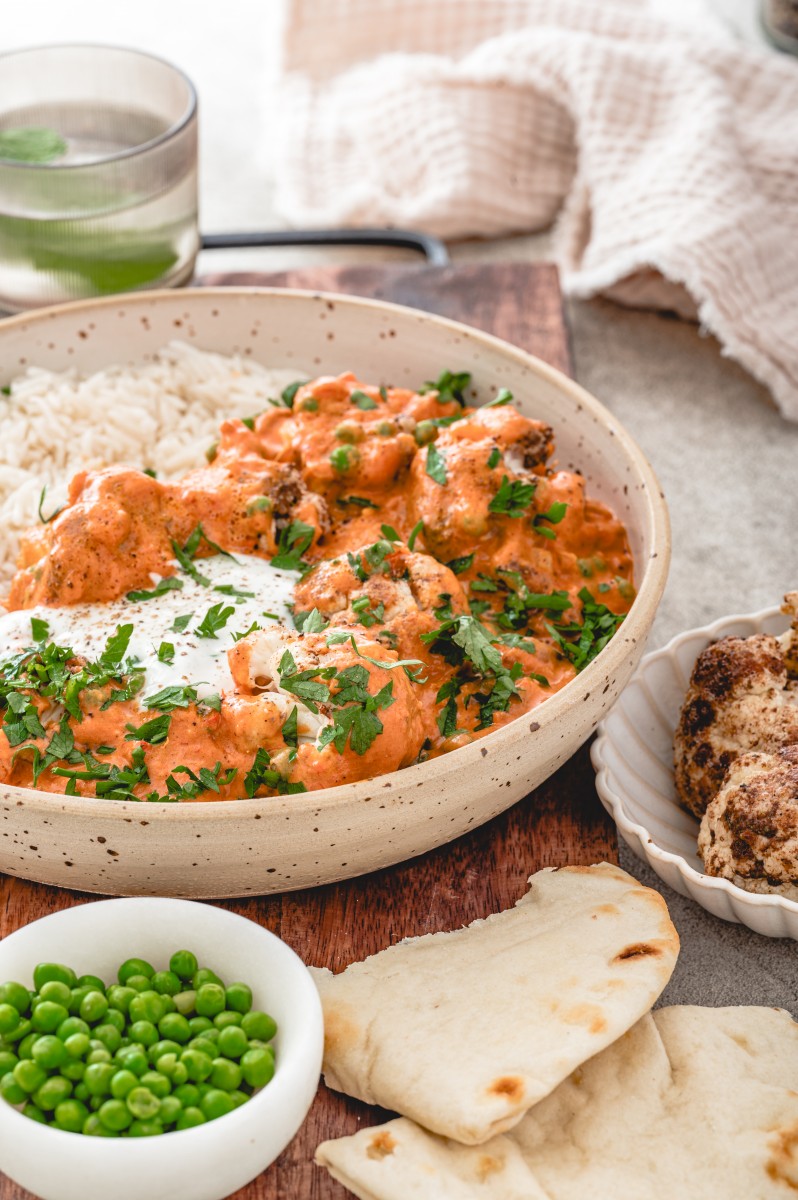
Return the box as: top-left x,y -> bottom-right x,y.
103,1009 -> 126,1034
33,1076 -> 73,1111
414,420 -> 437,445
129,991 -> 167,1025
31,1034 -> 67,1069
128,1118 -> 163,1137
174,1082 -> 200,1107
79,991 -> 109,1024
176,1105 -> 206,1129
15,1030 -> 36,1057
83,1114 -> 115,1136
241,1047 -> 275,1089
118,958 -> 155,985
187,1036 -> 217,1058
61,1059 -> 86,1082
224,983 -> 253,1015
376,420 -> 397,437
214,1010 -> 242,1029
33,963 -> 77,991
155,1054 -> 188,1086
57,1016 -> 90,1041
67,985 -> 95,1014
23,1102 -> 47,1123
87,1047 -> 112,1065
98,1098 -> 132,1131
329,444 -> 360,474
77,974 -> 106,992
187,1016 -> 213,1035
217,1025 -> 248,1060
192,968 -> 224,990
200,1088 -> 235,1121
93,1024 -> 122,1053
127,1020 -> 158,1047
115,1045 -> 148,1076
54,1099 -> 89,1132
195,984 -> 226,1018
158,1094 -> 182,1125
173,990 -> 197,1016
110,1069 -> 138,1100
122,974 -> 152,994
106,985 -> 137,1014
241,1011 -> 277,1042
180,1049 -> 213,1082
0,1071 -> 27,1104
0,981 -> 30,1014
0,1003 -> 20,1036
150,970 -> 181,997
74,1082 -> 90,1103
158,1012 -> 191,1044
229,1089 -> 250,1109
126,1086 -> 161,1120
84,1062 -> 115,1097
4,1019 -> 32,1045
13,1058 -> 46,1093
31,1001 -> 69,1033
169,950 -> 198,981
210,1057 -> 241,1091
39,980 -> 72,1008
0,1049 -> 18,1075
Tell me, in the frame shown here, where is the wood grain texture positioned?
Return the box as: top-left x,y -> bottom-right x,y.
0,262 -> 615,1200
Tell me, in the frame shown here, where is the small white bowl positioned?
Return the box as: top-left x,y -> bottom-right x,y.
592,606 -> 798,940
0,898 -> 323,1200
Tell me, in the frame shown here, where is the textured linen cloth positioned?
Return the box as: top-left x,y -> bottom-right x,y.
275,0 -> 798,421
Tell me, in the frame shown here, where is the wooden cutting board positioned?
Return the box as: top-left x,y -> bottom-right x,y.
0,262 -> 616,1200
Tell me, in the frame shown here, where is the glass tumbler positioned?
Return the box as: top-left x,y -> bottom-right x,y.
0,45 -> 199,312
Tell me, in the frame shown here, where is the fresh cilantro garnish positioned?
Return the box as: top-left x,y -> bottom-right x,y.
277,650 -> 334,713
172,524 -> 235,587
278,380 -> 308,409
350,389 -> 378,410
337,496 -> 380,510
545,587 -> 626,672
470,573 -> 498,592
243,747 -> 306,797
484,387 -> 513,408
446,554 -> 474,576
487,447 -> 502,469
419,370 -> 471,406
498,632 -> 538,654
161,761 -> 238,800
407,520 -> 424,552
293,608 -> 328,634
351,596 -> 385,628
195,603 -> 235,639
380,524 -> 400,543
170,613 -> 194,634
436,678 -> 461,738
474,662 -> 523,729
425,444 -> 447,486
125,713 -> 171,745
282,706 -> 299,750
100,625 -> 134,668
213,583 -> 256,600
30,617 -> 50,643
37,485 -> 63,525
0,385 -> 10,396
127,576 -> 184,602
271,520 -> 315,571
533,501 -> 568,540
488,476 -> 536,517
201,693 -> 221,712
142,685 -> 198,712
318,667 -> 395,756
245,497 -> 272,515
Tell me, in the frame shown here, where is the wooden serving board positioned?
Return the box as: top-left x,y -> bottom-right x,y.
0,262 -> 616,1200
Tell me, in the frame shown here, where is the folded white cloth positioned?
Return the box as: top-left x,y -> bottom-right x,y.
275,0 -> 798,421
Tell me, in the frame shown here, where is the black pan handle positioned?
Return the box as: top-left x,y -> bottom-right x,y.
200,228 -> 450,267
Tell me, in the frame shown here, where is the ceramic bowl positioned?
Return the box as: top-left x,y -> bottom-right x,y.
0,897 -> 323,1200
592,606 -> 798,939
0,288 -> 670,897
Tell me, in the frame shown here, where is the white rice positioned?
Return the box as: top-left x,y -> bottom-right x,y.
0,341 -> 302,587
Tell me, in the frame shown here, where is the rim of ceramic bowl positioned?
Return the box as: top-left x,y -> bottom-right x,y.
593,604 -> 798,913
0,286 -> 671,823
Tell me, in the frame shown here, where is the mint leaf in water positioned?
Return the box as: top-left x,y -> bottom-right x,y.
0,128 -> 67,164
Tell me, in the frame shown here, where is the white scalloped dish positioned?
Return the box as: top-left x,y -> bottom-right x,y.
592,606 -> 798,939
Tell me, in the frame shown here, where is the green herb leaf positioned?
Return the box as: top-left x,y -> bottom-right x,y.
195,603 -> 235,639
294,608 -> 328,634
488,476 -> 536,517
407,519 -> 424,552
99,624 -> 134,668
37,485 -> 63,525
280,380 -> 308,409
484,387 -> 513,408
170,613 -> 194,634
125,713 -> 171,745
246,497 -> 272,515
271,520 -> 315,571
0,127 -> 67,164
142,684 -> 198,712
380,524 -> 400,543
30,616 -> 50,643
282,705 -> 299,749
446,554 -> 474,576
337,495 -> 380,510
126,576 -> 184,603
419,370 -> 471,406
545,587 -> 626,673
425,444 -> 448,486
213,583 -> 256,600
487,447 -> 502,469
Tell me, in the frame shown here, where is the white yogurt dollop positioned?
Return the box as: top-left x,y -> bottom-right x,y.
0,554 -> 298,706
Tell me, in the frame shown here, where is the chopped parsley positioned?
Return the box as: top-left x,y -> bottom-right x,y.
533,501 -> 568,540
293,608 -> 328,634
446,554 -> 474,576
170,613 -> 194,634
127,576 -> 184,603
487,447 -> 502,469
213,583 -> 256,600
488,476 -> 536,517
124,713 -> 171,745
337,496 -> 380,510
162,761 -> 238,800
271,520 -> 315,571
277,380 -> 308,409
282,705 -> 299,750
318,665 -> 395,756
351,596 -> 385,628
546,587 -> 626,672
142,685 -> 199,712
37,485 -> 63,525
195,603 -> 235,639
484,387 -> 513,408
419,370 -> 471,406
30,617 -> 50,643
407,520 -> 424,551
243,747 -> 306,797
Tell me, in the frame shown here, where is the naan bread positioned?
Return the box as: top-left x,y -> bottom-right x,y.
312,863 -> 678,1145
316,1006 -> 798,1200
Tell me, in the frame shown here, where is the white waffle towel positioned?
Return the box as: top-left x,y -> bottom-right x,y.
275,0 -> 798,421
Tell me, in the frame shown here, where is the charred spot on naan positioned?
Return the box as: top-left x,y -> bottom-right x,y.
366,1131 -> 397,1161
614,941 -> 662,962
766,1119 -> 798,1189
560,1002 -> 608,1035
487,1075 -> 526,1104
476,1154 -> 506,1182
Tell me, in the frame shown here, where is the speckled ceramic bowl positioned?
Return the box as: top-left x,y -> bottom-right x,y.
0,289 -> 670,897
592,606 -> 798,939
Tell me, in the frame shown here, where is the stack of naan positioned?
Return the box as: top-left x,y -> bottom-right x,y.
311,863 -> 798,1198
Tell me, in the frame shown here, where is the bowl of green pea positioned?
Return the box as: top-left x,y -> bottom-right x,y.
0,897 -> 323,1200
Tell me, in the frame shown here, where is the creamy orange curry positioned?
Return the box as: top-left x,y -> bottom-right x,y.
0,370 -> 634,801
